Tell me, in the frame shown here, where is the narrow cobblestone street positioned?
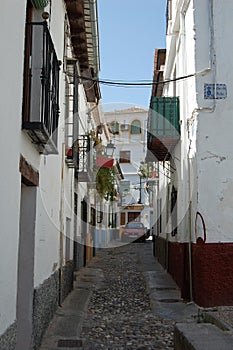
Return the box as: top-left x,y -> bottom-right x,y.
40,240 -> 199,350
79,242 -> 174,349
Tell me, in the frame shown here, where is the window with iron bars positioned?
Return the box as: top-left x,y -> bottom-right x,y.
65,59 -> 79,168
22,21 -> 60,154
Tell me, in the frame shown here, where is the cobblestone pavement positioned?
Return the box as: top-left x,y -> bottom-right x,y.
79,242 -> 174,349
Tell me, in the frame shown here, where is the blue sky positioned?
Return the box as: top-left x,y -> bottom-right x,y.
97,0 -> 166,110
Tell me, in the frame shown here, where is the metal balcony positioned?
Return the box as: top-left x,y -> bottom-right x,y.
22,21 -> 60,154
75,135 -> 93,182
65,59 -> 79,168
147,97 -> 180,161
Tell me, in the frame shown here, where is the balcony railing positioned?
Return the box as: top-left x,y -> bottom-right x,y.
147,97 -> 180,161
65,59 -> 79,168
22,21 -> 60,154
75,135 -> 93,182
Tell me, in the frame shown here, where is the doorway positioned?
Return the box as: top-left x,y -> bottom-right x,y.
16,184 -> 37,350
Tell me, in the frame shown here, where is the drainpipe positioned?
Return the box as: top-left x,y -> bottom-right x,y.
176,0 -> 216,302
59,143 -> 65,306
191,0 -> 216,116
187,140 -> 193,301
207,0 -> 216,113
181,0 -> 195,301
180,1 -> 193,301
187,0 -> 216,302
165,182 -> 170,271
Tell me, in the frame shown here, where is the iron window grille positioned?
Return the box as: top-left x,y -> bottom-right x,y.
22,21 -> 60,154
65,59 -> 79,168
75,135 -> 93,182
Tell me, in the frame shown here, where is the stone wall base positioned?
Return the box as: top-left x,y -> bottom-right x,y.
0,321 -> 17,350
154,236 -> 233,307
33,261 -> 74,349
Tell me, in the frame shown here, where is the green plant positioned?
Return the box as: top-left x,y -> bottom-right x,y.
138,163 -> 156,179
138,163 -> 148,178
95,166 -> 115,200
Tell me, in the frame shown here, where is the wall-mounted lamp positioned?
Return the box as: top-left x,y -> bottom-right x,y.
106,140 -> 115,157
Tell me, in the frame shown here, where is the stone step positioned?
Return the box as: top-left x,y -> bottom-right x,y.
174,322 -> 233,350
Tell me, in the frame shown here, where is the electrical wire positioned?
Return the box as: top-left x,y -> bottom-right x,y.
78,68 -> 211,88
78,72 -> 196,87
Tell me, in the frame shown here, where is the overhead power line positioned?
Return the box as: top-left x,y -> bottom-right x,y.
78,74 -> 195,86
78,68 -> 210,88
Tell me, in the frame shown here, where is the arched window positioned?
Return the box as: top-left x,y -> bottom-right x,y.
111,121 -> 119,134
130,120 -> 141,134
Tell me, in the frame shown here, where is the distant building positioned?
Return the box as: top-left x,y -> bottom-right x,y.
104,107 -> 154,231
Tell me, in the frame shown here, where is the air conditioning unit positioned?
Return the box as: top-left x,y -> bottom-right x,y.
120,124 -> 129,131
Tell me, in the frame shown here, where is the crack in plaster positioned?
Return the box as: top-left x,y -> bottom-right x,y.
201,151 -> 226,163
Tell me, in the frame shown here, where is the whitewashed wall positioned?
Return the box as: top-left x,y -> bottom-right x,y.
163,0 -> 233,243
0,0 -> 100,341
32,0 -> 68,286
161,0 -> 197,243
194,0 -> 233,242
0,0 -> 27,335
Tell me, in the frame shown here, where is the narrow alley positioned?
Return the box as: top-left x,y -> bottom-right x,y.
3,1 -> 233,349
39,241 -> 197,350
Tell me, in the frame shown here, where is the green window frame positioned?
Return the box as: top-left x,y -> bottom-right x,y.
111,121 -> 119,135
131,120 -> 141,134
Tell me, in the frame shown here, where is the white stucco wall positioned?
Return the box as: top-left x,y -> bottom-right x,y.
162,0 -> 197,243
194,0 -> 233,242
33,154 -> 62,285
0,0 -> 27,336
33,0 -> 67,285
0,0 -> 99,337
163,0 -> 233,243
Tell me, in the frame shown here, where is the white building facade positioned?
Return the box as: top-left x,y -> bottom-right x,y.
0,1 -> 103,349
104,107 -> 154,231
148,0 -> 233,307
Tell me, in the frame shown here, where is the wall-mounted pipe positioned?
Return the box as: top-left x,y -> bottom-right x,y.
59,143 -> 65,306
187,139 -> 193,301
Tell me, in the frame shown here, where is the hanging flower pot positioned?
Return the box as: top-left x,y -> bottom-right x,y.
31,0 -> 49,9
66,147 -> 73,158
